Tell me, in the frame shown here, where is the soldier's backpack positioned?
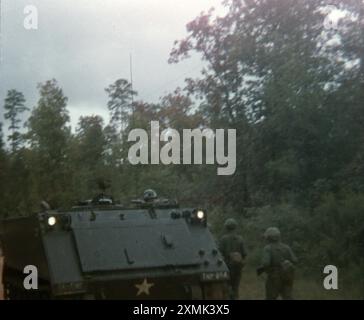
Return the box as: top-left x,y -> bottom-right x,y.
280,259 -> 295,283
229,252 -> 245,268
270,244 -> 295,283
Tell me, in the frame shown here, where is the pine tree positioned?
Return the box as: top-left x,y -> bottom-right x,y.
105,79 -> 137,133
4,89 -> 28,152
26,79 -> 71,207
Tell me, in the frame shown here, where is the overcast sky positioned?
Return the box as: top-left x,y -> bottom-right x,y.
0,0 -> 225,133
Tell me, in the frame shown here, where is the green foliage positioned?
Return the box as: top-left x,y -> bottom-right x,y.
170,0 -> 364,208
0,122 -> 4,151
25,79 -> 71,208
105,79 -> 137,132
3,89 -> 28,152
0,122 -> 7,217
168,0 -> 364,287
309,193 -> 364,267
27,79 -> 70,160
75,115 -> 106,168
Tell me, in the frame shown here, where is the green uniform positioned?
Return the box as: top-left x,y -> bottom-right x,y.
219,232 -> 246,300
260,242 -> 297,300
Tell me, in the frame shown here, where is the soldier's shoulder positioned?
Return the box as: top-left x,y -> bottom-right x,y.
220,234 -> 230,241
280,243 -> 292,251
234,234 -> 244,241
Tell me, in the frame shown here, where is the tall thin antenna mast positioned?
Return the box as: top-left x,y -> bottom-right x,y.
129,53 -> 135,123
130,53 -> 134,104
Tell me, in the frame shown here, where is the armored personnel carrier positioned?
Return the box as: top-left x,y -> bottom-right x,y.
0,190 -> 229,299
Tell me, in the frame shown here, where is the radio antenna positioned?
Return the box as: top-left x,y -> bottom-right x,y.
130,53 -> 134,104
129,53 -> 135,124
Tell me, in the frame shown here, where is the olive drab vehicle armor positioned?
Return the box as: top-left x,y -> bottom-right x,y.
0,192 -> 229,299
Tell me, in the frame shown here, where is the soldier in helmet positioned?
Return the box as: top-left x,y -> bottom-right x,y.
219,218 -> 247,300
143,189 -> 158,203
257,227 -> 297,300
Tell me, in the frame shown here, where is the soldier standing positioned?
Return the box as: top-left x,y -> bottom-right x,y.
257,227 -> 297,300
219,218 -> 247,300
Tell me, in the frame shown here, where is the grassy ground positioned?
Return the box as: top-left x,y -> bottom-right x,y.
0,257 -> 361,300
239,268 -> 363,300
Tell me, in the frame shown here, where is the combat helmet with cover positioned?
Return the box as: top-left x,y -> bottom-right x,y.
224,218 -> 238,231
143,189 -> 158,202
264,227 -> 281,242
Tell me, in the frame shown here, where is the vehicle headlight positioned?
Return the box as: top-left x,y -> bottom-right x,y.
191,209 -> 207,226
197,210 -> 205,220
47,216 -> 57,226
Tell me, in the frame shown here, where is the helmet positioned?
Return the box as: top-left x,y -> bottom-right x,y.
264,227 -> 281,242
143,189 -> 158,202
224,218 -> 237,231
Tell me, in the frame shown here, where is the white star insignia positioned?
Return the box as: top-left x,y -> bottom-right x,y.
135,278 -> 154,296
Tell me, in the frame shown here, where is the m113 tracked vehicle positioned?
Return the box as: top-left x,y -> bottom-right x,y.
0,190 -> 229,299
